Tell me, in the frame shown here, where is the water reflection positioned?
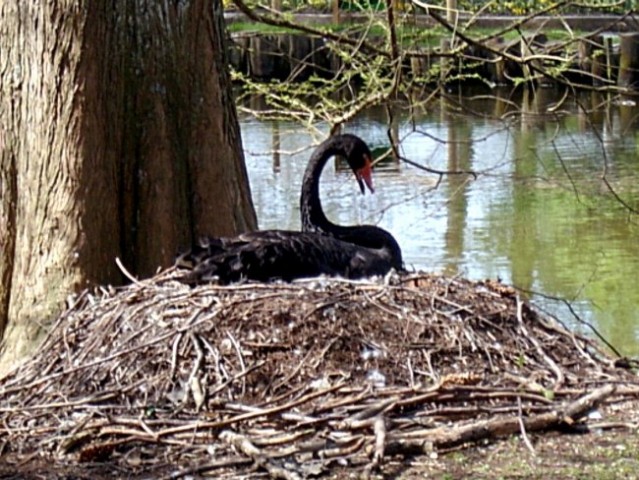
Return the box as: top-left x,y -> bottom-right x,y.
238,86 -> 639,355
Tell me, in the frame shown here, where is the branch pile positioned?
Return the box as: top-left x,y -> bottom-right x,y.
0,270 -> 637,478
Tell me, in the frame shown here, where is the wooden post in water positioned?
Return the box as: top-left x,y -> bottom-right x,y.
410,56 -> 422,77
332,0 -> 340,24
440,39 -> 451,84
578,37 -> 595,84
485,37 -> 506,85
410,51 -> 431,79
520,37 -> 533,83
520,34 -> 545,84
589,36 -> 610,86
604,36 -> 614,84
272,121 -> 281,173
271,0 -> 282,12
617,33 -> 639,89
390,114 -> 400,166
446,0 -> 457,24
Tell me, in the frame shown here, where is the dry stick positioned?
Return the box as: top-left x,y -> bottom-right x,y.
323,436 -> 367,459
115,257 -> 143,285
220,430 -> 262,456
220,430 -> 302,480
516,285 -> 621,359
263,432 -> 365,459
298,291 -> 354,324
524,313 -> 606,376
313,389 -> 371,414
199,335 -> 232,385
153,383 -> 346,438
271,348 -> 315,393
562,385 -> 615,419
407,356 -> 416,389
1,373 -> 149,413
432,294 -> 474,314
224,402 -> 320,425
373,415 -> 387,465
57,415 -> 95,454
517,396 -> 536,457
257,384 -> 309,410
186,333 -> 206,411
386,385 -> 614,454
250,429 -> 316,448
169,332 -> 184,380
162,456 -> 253,480
361,415 -> 388,479
340,398 -> 398,429
516,297 -> 565,390
137,418 -> 158,440
0,391 -> 121,413
601,385 -> 639,395
226,332 -> 247,396
409,404 -> 554,421
588,421 -> 639,431
0,302 -> 216,397
412,388 -> 554,408
207,361 -> 266,398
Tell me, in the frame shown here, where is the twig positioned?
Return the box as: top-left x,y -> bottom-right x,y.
162,457 -> 253,479
115,257 -> 142,285
516,296 -> 565,390
517,396 -> 536,457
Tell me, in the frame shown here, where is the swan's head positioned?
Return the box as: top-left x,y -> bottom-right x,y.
339,134 -> 375,194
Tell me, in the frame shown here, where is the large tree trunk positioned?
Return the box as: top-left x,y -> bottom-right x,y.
0,0 -> 257,373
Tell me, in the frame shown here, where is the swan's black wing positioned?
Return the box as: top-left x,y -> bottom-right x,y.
176,230 -> 396,285
175,231 -> 289,269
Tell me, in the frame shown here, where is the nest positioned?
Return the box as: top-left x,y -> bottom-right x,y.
0,270 -> 638,478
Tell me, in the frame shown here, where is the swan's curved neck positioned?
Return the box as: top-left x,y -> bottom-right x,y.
299,136 -> 404,271
300,141 -> 340,234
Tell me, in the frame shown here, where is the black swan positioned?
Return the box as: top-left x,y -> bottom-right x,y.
176,134 -> 403,284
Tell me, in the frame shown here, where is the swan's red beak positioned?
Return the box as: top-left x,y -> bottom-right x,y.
355,155 -> 375,194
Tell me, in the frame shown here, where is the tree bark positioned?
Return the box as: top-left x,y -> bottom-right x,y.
0,0 -> 256,372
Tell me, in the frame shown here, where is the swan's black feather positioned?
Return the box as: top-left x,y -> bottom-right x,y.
178,231 -> 398,284
176,134 -> 403,285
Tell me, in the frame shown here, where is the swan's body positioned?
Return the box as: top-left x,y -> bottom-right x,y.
177,134 -> 403,284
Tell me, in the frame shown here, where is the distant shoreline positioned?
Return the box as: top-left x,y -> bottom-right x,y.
224,11 -> 636,33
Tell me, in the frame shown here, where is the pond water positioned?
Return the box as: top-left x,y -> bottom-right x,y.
238,86 -> 639,356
